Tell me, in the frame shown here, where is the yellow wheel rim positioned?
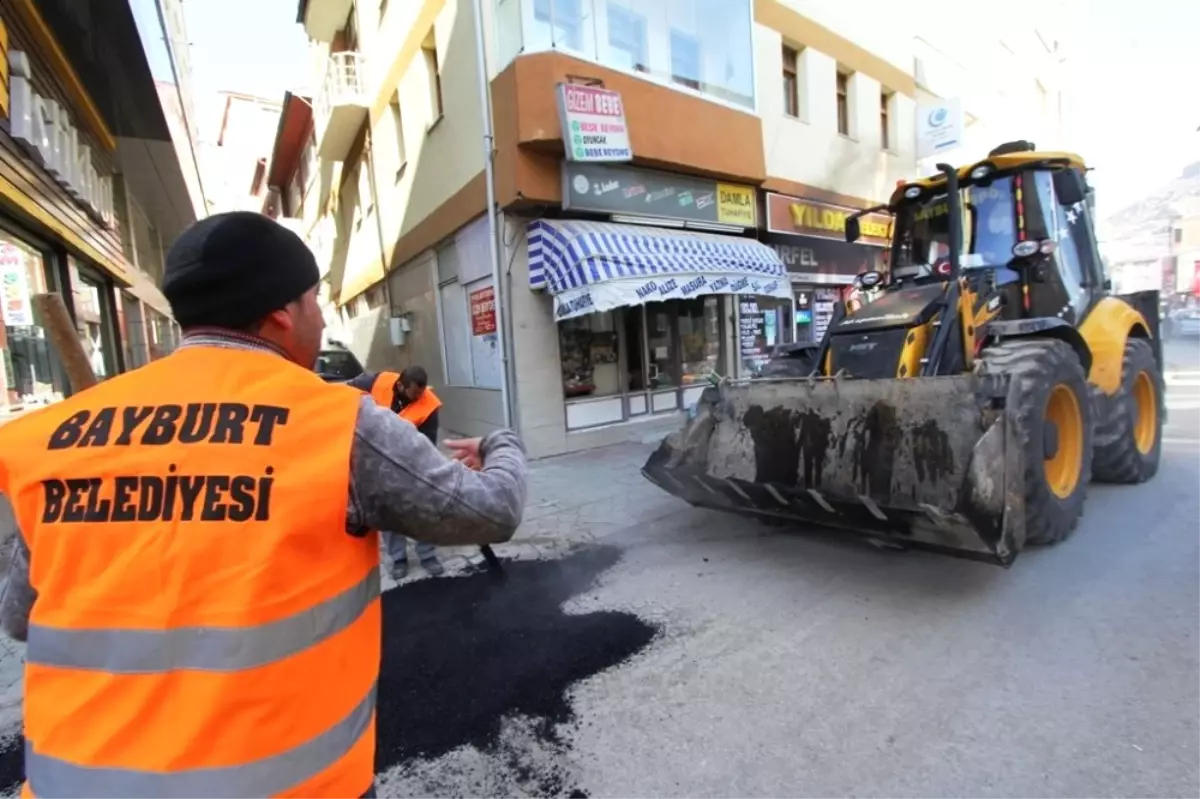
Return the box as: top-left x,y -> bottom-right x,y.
1044,384 -> 1084,499
1132,371 -> 1158,455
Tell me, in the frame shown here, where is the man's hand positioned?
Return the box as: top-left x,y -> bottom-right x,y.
445,438 -> 484,471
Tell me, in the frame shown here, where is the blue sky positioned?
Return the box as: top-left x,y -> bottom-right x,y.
1064,0 -> 1200,215
182,0 -> 310,138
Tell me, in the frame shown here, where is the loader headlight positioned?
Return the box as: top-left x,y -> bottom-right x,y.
1012,240 -> 1039,258
1039,239 -> 1057,255
969,164 -> 993,181
903,185 -> 922,199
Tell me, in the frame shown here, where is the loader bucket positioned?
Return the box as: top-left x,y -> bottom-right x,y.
642,373 -> 1027,566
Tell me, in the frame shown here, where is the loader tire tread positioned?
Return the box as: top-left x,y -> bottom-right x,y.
978,338 -> 1094,547
1092,338 -> 1163,484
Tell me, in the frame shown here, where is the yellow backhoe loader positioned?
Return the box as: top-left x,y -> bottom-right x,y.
643,141 -> 1164,566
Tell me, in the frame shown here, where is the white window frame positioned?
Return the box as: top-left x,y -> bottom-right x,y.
517,0 -> 758,115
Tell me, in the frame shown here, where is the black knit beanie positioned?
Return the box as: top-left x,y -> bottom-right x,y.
162,211 -> 321,330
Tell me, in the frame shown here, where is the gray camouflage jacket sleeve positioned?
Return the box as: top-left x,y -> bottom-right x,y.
0,495 -> 34,642
345,396 -> 528,544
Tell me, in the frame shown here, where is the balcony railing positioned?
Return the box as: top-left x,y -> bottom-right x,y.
314,52 -> 369,162
301,0 -> 354,43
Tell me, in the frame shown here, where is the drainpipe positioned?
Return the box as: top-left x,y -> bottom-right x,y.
471,0 -> 513,430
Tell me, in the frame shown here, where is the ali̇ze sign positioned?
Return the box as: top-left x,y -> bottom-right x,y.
765,193 -> 890,248
4,48 -> 115,226
556,84 -> 633,163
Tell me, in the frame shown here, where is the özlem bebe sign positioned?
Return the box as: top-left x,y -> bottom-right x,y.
556,84 -> 633,163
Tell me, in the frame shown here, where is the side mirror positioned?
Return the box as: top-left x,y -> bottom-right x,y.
1053,168 -> 1087,207
845,216 -> 861,243
856,269 -> 884,289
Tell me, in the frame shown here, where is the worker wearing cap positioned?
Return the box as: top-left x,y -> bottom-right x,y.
348,365 -> 444,579
0,211 -> 528,799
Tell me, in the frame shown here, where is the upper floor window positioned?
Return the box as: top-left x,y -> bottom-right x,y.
531,0 -> 584,52
423,31 -> 444,123
836,70 -> 850,136
515,0 -> 754,110
607,2 -> 648,73
880,90 -> 893,150
782,45 -> 799,118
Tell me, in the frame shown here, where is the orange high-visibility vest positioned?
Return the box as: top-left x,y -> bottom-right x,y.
0,345 -> 380,798
369,372 -> 441,428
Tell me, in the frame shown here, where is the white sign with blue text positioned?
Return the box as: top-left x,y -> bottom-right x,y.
916,98 -> 963,161
552,273 -> 791,322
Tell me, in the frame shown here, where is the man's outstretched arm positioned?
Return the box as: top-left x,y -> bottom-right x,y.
345,397 -> 527,545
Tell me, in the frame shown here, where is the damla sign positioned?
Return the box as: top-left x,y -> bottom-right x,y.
7,50 -> 115,226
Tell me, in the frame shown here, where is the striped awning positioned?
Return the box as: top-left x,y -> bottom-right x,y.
528,219 -> 789,321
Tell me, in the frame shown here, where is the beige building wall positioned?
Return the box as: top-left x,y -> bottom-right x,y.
327,0 -> 487,307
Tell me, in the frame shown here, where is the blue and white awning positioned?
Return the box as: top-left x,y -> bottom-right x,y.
528,219 -> 789,321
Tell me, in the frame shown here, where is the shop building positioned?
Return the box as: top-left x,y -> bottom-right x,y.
292,0 -> 1075,458
760,191 -> 888,348
0,0 -> 203,416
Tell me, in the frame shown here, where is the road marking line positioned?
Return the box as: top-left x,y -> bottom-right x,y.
1163,437 -> 1200,446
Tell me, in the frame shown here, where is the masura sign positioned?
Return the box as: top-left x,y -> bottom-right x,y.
7,50 -> 115,227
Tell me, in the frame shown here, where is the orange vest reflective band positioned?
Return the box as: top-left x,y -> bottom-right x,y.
0,346 -> 381,798
369,371 -> 400,408
368,373 -> 441,428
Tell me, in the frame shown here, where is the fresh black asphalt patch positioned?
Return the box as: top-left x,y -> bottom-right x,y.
0,545 -> 658,797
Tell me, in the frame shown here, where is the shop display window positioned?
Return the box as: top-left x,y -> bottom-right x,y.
69,257 -> 120,380
557,295 -> 729,430
559,311 -> 620,397
0,232 -> 68,408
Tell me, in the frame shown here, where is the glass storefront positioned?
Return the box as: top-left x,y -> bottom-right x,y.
557,296 -> 727,430
738,294 -> 794,376
0,231 -> 68,408
120,291 -> 150,370
68,256 -> 120,380
147,306 -> 180,361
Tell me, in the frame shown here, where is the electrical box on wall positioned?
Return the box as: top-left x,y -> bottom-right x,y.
388,315 -> 412,347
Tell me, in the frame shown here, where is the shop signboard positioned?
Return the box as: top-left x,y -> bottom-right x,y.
765,193 -> 890,248
765,233 -> 882,285
556,84 -> 633,163
553,273 -> 790,322
916,97 -> 963,160
563,162 -> 757,228
8,50 -> 115,226
0,241 -> 33,326
469,285 -> 497,335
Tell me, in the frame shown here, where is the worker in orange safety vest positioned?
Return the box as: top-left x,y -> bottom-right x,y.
0,211 -> 529,798
349,365 -> 444,578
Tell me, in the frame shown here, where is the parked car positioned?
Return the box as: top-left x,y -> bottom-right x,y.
1168,306 -> 1200,338
315,345 -> 364,383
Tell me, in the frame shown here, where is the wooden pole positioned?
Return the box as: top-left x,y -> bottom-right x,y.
31,293 -> 98,393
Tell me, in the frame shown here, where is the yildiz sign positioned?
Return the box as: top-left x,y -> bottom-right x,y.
8,50 -> 115,226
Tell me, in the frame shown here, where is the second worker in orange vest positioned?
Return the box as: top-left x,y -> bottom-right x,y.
348,365 -> 444,578
0,212 -> 529,798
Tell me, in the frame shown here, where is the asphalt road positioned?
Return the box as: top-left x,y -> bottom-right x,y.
374,336 -> 1200,799
0,340 -> 1196,798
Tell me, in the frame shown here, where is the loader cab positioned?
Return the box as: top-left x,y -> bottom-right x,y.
883,154 -> 1106,327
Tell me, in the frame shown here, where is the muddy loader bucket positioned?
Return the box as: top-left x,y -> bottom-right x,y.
642,373 -> 1027,566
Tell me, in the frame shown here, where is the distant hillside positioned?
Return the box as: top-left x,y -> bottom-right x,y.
1100,162 -> 1200,261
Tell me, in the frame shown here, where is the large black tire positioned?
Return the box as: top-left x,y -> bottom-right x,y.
979,338 -> 1094,546
1092,338 -> 1163,484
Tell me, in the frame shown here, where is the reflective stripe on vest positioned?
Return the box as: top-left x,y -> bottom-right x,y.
369,371 -> 400,408
0,346 -> 381,798
25,684 -> 376,798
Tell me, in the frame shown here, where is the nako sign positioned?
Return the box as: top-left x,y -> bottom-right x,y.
8,50 -> 115,226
